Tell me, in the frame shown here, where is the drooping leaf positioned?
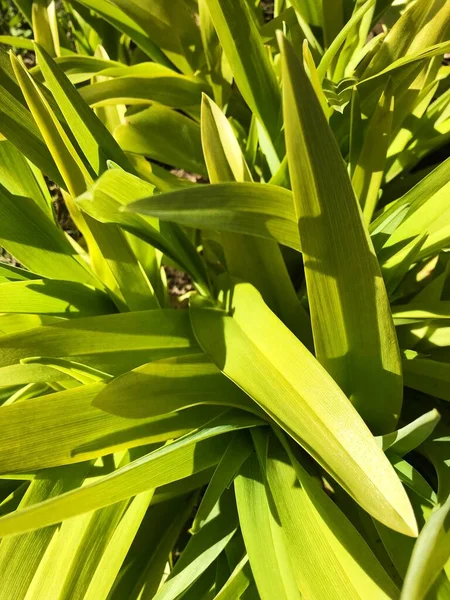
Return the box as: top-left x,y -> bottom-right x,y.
125,182 -> 301,252
378,409 -> 441,455
80,63 -> 210,111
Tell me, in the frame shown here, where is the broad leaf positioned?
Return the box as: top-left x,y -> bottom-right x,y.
190,282 -> 417,536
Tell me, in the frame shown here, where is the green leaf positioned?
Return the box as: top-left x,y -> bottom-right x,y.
109,0 -> 203,74
24,495 -> 133,599
190,282 -> 417,536
391,455 -> 438,505
114,105 -> 207,176
235,450 -> 300,600
108,495 -> 195,600
82,491 -> 155,600
279,33 -> 402,432
0,139 -> 52,215
78,217 -> 160,312
331,0 -> 376,82
32,0 -> 58,57
10,52 -> 93,198
200,93 -> 311,344
401,493 -> 450,600
125,182 -> 301,252
0,463 -> 89,600
0,380 -> 225,472
374,479 -> 437,583
362,0 -> 450,79
0,413 -> 257,536
402,354 -> 450,402
302,41 -> 332,119
154,490 -> 238,600
77,168 -> 211,297
0,279 -> 115,317
378,409 -> 441,455
0,363 -> 73,386
321,0 -> 344,50
392,302 -> 450,324
352,80 -> 394,225
0,314 -> 63,336
0,35 -> 35,51
212,555 -> 252,600
0,183 -> 98,287
21,356 -> 113,384
205,0 -> 282,150
377,157 -> 450,270
34,43 -> 132,175
317,0 -> 376,81
0,308 -> 198,369
93,353 -> 259,418
72,0 -> 173,66
192,432 -> 254,533
0,263 -> 41,282
80,63 -> 210,110
0,51 -> 63,185
198,0 -> 231,109
29,55 -> 122,84
264,432 -> 399,599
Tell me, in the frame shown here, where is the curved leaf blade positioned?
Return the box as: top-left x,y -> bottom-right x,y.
190,282 -> 417,536
125,182 -> 301,252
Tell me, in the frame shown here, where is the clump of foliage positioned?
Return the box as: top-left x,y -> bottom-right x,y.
0,1 -> 449,599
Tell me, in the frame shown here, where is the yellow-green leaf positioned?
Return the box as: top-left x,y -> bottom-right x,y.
279,33 -> 402,432
190,282 -> 417,536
